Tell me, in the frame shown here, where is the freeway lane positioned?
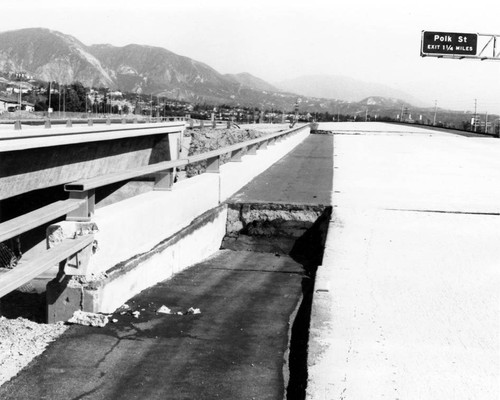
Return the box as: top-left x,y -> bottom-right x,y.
307,122 -> 500,400
0,251 -> 305,400
230,133 -> 333,205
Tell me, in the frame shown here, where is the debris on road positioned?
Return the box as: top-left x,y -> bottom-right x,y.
186,307 -> 201,315
68,311 -> 109,327
132,311 -> 140,319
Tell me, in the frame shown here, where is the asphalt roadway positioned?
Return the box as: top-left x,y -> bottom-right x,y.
231,133 -> 333,205
0,133 -> 335,400
0,251 -> 304,400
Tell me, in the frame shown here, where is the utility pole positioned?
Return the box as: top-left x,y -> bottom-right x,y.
485,111 -> 488,133
365,108 -> 368,122
433,100 -> 437,126
473,98 -> 477,132
58,82 -> 61,118
400,104 -> 405,122
18,77 -> 21,112
48,82 -> 52,115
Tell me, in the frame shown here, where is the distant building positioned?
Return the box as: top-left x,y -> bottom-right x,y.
0,96 -> 34,113
0,95 -> 18,113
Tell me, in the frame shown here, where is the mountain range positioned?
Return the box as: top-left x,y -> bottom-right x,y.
0,27 -> 422,111
275,75 -> 426,107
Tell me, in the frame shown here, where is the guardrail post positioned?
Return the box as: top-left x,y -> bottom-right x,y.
206,156 -> 220,173
247,144 -> 258,155
212,119 -> 216,129
66,190 -> 95,222
226,120 -> 231,129
106,117 -> 111,125
154,169 -> 175,191
122,118 -> 126,124
14,120 -> 22,130
230,148 -> 244,162
66,119 -> 72,128
200,120 -> 205,128
45,118 -> 51,129
189,119 -> 194,128
258,141 -> 268,150
88,119 -> 93,127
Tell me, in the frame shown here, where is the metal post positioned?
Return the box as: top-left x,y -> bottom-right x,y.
154,170 -> 174,191
230,148 -> 244,162
247,144 -> 258,155
206,156 -> 220,173
66,190 -> 95,222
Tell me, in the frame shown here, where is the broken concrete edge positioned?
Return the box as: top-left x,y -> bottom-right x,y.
45,221 -> 99,276
46,204 -> 228,322
282,287 -> 305,399
225,202 -> 329,237
222,203 -> 333,261
46,221 -> 99,248
305,215 -> 336,400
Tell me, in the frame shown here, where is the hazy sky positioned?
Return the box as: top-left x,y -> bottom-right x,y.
3,0 -> 500,113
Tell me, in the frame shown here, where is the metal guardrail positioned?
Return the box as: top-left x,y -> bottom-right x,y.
0,116 -> 187,130
0,122 -> 310,297
62,123 -> 310,220
1,122 -> 309,240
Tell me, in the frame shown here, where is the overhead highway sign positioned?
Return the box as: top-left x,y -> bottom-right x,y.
421,31 -> 478,57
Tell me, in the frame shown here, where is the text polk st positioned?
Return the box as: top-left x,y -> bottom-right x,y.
434,35 -> 452,42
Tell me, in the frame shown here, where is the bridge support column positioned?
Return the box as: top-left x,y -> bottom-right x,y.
46,275 -> 100,323
45,221 -> 98,322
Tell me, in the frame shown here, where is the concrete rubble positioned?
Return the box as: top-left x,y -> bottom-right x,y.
67,310 -> 109,327
0,316 -> 67,386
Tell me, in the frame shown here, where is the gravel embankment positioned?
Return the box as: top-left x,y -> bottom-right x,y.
0,317 -> 68,386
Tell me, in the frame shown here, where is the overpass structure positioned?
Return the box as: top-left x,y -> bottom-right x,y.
0,120 -> 311,319
0,121 -> 498,398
